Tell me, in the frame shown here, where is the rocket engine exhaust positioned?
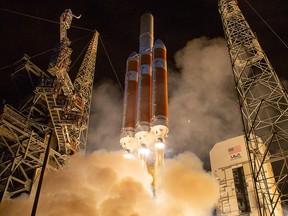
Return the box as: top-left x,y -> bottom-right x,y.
120,13 -> 169,195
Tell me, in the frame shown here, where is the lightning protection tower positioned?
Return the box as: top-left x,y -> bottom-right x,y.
219,0 -> 288,215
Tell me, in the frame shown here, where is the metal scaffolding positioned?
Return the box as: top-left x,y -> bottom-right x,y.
0,10 -> 99,202
219,0 -> 288,215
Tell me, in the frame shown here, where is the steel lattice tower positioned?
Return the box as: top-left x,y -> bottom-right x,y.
73,32 -> 99,151
0,11 -> 98,202
219,0 -> 288,215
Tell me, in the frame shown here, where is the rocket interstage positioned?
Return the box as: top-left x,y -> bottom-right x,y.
120,12 -> 169,195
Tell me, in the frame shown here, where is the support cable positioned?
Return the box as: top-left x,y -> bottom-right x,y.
0,34 -> 92,72
0,7 -> 94,33
244,0 -> 288,49
30,48 -> 55,59
31,34 -> 92,59
70,36 -> 91,71
0,7 -> 124,92
99,35 -> 124,93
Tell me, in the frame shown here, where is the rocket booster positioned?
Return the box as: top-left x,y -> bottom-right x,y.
151,39 -> 168,168
151,39 -> 169,139
120,52 -> 139,152
120,12 -> 169,195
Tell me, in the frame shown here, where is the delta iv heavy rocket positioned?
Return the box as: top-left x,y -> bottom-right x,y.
120,12 -> 169,195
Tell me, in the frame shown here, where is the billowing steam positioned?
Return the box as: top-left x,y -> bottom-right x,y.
0,37 -> 242,215
169,37 -> 242,163
89,37 -> 242,163
0,151 -> 219,216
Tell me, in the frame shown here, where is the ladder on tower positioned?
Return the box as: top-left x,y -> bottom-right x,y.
44,93 -> 67,154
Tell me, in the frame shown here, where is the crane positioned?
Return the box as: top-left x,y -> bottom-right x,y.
47,9 -> 81,96
0,9 -> 98,201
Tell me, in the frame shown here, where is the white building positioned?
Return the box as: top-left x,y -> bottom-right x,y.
210,135 -> 283,216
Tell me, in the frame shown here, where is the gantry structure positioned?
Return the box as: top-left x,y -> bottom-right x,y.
0,9 -> 99,201
219,0 -> 288,215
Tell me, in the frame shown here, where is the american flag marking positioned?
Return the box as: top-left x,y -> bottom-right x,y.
228,145 -> 241,155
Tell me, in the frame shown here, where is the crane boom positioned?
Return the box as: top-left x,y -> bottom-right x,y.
47,9 -> 82,96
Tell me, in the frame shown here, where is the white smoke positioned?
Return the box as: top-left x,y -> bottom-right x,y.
0,37 -> 244,215
87,79 -> 123,152
168,37 -> 242,163
0,151 -> 219,216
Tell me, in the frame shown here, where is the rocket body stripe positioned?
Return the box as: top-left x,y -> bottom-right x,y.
154,48 -> 167,60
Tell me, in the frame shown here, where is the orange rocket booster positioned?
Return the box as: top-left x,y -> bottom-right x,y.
152,39 -> 168,125
120,52 -> 139,150
151,39 -> 169,143
122,52 -> 139,130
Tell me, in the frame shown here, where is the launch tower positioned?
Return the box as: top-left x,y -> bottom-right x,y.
0,10 -> 98,201
218,0 -> 288,215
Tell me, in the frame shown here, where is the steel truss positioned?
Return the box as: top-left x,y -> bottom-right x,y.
0,31 -> 99,201
0,60 -> 66,201
219,0 -> 288,215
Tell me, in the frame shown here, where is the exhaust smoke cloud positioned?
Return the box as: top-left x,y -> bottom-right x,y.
0,151 -> 219,216
0,37 -> 242,215
168,37 -> 242,164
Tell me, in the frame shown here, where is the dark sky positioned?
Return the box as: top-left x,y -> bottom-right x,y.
0,0 -> 287,102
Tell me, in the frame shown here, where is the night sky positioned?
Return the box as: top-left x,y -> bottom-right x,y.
0,0 -> 287,103
0,0 -> 287,167
0,2 -> 288,212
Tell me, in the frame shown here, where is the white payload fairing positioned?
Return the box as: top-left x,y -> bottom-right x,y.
120,12 -> 169,194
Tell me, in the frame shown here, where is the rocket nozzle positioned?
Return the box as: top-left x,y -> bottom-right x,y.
139,143 -> 149,156
123,149 -> 134,159
155,139 -> 165,149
